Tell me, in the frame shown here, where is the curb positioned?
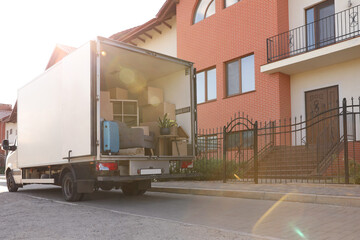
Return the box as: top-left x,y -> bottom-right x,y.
149,187 -> 360,208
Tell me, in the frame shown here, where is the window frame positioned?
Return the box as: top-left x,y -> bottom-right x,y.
305,0 -> 335,50
224,0 -> 240,9
193,0 -> 216,24
226,130 -> 254,150
198,134 -> 219,152
196,67 -> 217,104
225,54 -> 255,97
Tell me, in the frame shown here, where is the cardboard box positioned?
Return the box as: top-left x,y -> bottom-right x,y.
141,102 -> 175,122
172,140 -> 188,156
131,126 -> 150,136
100,91 -> 113,121
140,122 -> 160,137
110,87 -> 128,99
138,86 -> 163,106
177,126 -> 189,139
118,148 -> 145,156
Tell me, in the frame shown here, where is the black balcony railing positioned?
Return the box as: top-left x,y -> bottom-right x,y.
267,4 -> 360,63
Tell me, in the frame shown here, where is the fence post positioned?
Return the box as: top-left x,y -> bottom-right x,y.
343,98 -> 350,184
223,126 -> 227,183
254,121 -> 259,184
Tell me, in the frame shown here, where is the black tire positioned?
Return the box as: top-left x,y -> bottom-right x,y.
61,172 -> 83,202
6,171 -> 18,192
121,183 -> 147,196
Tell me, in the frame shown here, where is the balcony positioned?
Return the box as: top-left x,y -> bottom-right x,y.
262,4 -> 360,75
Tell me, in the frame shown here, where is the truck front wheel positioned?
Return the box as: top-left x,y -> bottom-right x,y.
6,171 -> 18,192
62,172 -> 83,202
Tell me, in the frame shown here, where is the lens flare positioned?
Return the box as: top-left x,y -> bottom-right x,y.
294,227 -> 306,239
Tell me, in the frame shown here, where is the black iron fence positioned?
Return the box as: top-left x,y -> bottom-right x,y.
267,4 -> 360,62
195,98 -> 360,184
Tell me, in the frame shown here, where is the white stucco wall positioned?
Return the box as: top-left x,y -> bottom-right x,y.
136,16 -> 177,57
149,69 -> 192,141
291,57 -> 360,118
5,123 -> 17,145
289,0 -> 360,30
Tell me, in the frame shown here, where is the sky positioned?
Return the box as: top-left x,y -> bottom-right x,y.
0,0 -> 167,106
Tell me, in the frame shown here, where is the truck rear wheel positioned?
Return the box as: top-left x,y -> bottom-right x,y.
6,171 -> 18,192
62,172 -> 83,202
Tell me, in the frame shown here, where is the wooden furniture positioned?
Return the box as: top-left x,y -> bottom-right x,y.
157,135 -> 188,156
111,99 -> 139,127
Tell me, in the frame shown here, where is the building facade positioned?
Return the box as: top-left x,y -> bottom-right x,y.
111,0 -> 292,130
261,0 -> 360,140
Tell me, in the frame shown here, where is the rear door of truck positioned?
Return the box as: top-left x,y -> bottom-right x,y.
17,41 -> 97,168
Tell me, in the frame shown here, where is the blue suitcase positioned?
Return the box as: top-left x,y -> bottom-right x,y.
102,121 -> 120,154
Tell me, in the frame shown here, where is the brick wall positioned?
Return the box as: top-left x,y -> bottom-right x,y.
324,141 -> 360,178
176,0 -> 291,130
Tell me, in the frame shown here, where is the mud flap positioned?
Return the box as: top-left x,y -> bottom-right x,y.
76,179 -> 95,193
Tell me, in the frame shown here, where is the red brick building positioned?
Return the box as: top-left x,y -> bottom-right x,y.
176,0 -> 291,129
111,0 -> 291,130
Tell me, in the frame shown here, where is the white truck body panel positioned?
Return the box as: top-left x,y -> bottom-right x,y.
18,42 -> 93,168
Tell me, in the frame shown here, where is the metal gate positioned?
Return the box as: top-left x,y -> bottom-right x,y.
196,97 -> 360,184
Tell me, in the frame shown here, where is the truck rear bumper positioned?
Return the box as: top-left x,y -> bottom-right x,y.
97,173 -> 200,182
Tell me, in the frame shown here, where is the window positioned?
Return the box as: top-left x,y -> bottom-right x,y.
225,0 -> 240,8
306,0 -> 335,50
226,54 -> 255,96
196,68 -> 217,104
193,0 -> 216,24
198,135 -> 218,152
226,130 -> 254,150
6,130 -> 8,140
10,129 -> 12,135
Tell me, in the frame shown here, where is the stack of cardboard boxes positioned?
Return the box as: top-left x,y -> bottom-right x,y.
100,86 -> 188,156
138,86 -> 175,123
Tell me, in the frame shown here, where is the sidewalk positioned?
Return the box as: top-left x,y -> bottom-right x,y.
150,180 -> 360,208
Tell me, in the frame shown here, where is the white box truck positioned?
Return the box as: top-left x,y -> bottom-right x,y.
2,37 -> 197,201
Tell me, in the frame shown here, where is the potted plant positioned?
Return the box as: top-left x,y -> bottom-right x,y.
158,113 -> 177,135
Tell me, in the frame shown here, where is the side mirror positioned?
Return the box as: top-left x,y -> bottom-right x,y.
1,140 -> 9,151
1,140 -> 16,151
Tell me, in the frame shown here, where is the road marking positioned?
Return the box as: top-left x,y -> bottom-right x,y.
25,195 -> 78,206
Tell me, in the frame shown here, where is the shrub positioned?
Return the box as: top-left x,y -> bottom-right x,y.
349,161 -> 360,184
0,167 -> 4,175
192,158 -> 248,181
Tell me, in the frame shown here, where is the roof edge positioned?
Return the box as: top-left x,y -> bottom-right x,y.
110,0 -> 177,43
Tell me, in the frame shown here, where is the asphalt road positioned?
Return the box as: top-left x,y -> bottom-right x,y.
1,180 -> 360,240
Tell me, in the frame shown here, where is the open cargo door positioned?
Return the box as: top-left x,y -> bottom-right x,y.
18,42 -> 96,168
97,37 -> 196,158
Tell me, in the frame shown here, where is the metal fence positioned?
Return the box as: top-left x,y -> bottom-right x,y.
267,4 -> 360,62
195,98 -> 360,184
